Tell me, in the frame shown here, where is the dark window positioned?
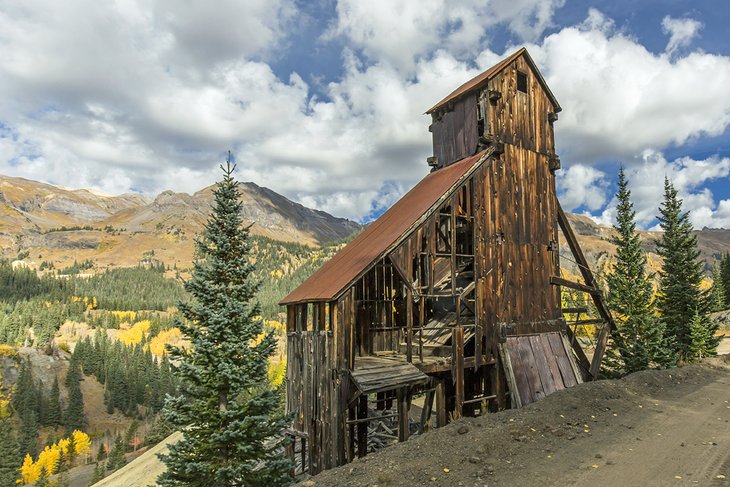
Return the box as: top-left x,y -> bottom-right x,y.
517,71 -> 528,93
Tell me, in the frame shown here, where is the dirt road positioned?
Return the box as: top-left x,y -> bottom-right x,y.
307,355 -> 730,487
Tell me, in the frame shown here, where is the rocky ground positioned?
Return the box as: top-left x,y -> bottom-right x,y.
304,354 -> 730,487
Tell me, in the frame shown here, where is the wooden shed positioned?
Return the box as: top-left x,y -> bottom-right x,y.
280,47 -> 615,475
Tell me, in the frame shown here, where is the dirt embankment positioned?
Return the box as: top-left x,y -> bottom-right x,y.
305,355 -> 730,487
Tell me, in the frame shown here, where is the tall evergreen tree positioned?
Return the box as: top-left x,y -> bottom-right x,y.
106,434 -> 126,472
0,418 -> 20,486
47,376 -> 63,427
655,178 -> 715,362
13,360 -> 39,457
604,169 -> 673,374
721,253 -> 730,307
158,155 -> 291,486
710,260 -> 727,312
64,358 -> 86,433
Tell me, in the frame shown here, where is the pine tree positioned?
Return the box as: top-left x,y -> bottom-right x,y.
655,178 -> 714,362
90,461 -> 106,485
0,418 -> 21,486
158,155 -> 292,486
688,311 -> 721,361
106,434 -> 126,472
96,442 -> 107,462
721,253 -> 730,307
64,362 -> 86,434
710,260 -> 727,312
14,360 -> 39,457
47,377 -> 63,427
604,169 -> 673,374
36,465 -> 51,487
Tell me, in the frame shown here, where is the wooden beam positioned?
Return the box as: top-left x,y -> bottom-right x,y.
406,287 -> 413,363
550,276 -> 600,295
563,326 -> 591,381
420,386 -> 435,432
454,327 -> 465,417
561,307 -> 588,314
435,379 -> 447,428
357,395 -> 368,458
557,202 -> 617,379
397,388 -> 410,442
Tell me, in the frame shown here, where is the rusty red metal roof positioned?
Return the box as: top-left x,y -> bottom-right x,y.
280,150 -> 489,305
426,48 -> 561,114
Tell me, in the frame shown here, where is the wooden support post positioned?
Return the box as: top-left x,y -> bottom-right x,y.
397,388 -> 410,442
357,395 -> 368,458
455,327 -> 465,418
420,387 -> 435,432
347,405 -> 355,462
556,203 -> 617,380
406,287 -> 413,363
301,438 -> 306,474
435,379 -> 447,428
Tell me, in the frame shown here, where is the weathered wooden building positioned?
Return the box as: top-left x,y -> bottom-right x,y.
280,48 -> 615,474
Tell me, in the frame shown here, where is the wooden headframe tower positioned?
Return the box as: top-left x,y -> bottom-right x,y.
280,48 -> 616,475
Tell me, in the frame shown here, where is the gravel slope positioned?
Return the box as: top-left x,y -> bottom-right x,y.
305,355 -> 730,487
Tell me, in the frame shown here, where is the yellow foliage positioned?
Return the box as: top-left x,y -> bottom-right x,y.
18,430 -> 91,482
72,430 -> 92,457
0,344 -> 18,358
111,310 -> 137,321
268,361 -> 286,387
20,454 -> 39,484
266,319 -> 286,335
148,327 -> 183,357
118,320 -> 152,345
35,444 -> 60,479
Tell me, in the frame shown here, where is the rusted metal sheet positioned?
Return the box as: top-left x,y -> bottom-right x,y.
280,150 -> 489,305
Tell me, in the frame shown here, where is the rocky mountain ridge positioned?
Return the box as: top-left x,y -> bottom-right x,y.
0,174 -> 360,269
1,174 -> 729,274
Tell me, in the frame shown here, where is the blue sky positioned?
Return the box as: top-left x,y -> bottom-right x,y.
0,0 -> 729,229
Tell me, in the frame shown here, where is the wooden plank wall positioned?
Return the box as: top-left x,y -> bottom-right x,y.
286,302 -> 343,474
486,56 -> 556,156
431,93 -> 479,168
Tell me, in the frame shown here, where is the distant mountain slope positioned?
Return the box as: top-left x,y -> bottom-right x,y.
0,174 -> 360,269
2,173 -> 729,275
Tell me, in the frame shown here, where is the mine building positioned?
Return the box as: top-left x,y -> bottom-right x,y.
280,47 -> 615,474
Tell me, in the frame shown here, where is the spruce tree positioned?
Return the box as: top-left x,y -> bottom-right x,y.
47,376 -> 63,427
90,461 -> 106,485
13,360 -> 39,457
655,178 -> 714,362
604,169 -> 672,374
0,418 -> 21,486
107,434 -> 126,471
64,359 -> 86,433
158,155 -> 291,486
688,311 -> 721,361
721,253 -> 730,307
96,442 -> 107,462
710,261 -> 727,312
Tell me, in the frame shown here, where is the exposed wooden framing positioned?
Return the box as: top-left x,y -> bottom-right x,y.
550,276 -> 600,295
435,378 -> 447,428
556,203 -> 616,379
357,395 -> 368,458
397,388 -> 410,442
283,49 -> 601,474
